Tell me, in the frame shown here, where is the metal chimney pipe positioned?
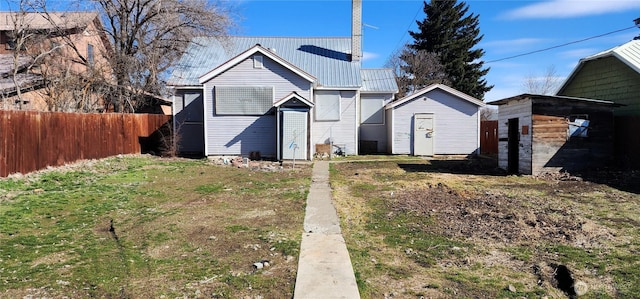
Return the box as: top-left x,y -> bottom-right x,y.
352,0 -> 362,62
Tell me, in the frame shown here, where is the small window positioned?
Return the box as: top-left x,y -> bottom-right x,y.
315,91 -> 341,121
361,96 -> 384,124
87,44 -> 94,66
253,55 -> 263,69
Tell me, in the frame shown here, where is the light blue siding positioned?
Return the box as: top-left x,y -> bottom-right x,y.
312,90 -> 358,155
203,54 -> 312,157
389,89 -> 480,155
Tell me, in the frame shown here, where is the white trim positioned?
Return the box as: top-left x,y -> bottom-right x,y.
274,92 -> 314,108
314,86 -> 360,91
202,84 -> 209,156
385,84 -> 485,110
354,89 -> 360,155
309,84 -> 315,160
199,44 -> 317,84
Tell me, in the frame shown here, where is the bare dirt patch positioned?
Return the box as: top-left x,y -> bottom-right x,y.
389,182 -> 614,247
331,158 -> 640,298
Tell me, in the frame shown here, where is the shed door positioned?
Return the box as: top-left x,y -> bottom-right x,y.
414,113 -> 434,156
282,110 -> 307,160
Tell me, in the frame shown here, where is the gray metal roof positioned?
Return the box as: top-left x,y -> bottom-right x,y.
558,40 -> 640,93
582,39 -> 640,73
361,69 -> 398,93
168,36 -> 363,88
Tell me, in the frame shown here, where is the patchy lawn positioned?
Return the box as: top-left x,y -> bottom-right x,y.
0,155 -> 311,298
331,158 -> 640,298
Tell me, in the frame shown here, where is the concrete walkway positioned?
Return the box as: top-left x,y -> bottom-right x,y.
293,161 -> 360,299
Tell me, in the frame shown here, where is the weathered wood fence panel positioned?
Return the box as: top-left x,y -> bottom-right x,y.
0,111 -> 170,177
480,120 -> 498,155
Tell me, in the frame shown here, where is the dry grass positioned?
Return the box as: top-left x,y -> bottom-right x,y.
331,158 -> 640,298
0,155 -> 311,298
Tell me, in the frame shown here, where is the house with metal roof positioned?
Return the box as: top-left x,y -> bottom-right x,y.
167,0 -> 399,160
556,39 -> 640,168
557,39 -> 640,116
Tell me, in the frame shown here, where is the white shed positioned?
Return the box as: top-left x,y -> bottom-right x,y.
385,84 -> 485,156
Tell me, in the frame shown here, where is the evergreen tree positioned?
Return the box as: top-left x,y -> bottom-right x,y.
408,0 -> 492,99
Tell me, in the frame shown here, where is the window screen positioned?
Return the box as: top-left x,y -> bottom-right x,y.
315,91 -> 340,121
215,86 -> 273,115
361,96 -> 384,124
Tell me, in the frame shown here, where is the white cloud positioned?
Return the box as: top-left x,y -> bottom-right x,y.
502,0 -> 640,19
483,38 -> 550,48
559,48 -> 598,59
362,51 -> 380,62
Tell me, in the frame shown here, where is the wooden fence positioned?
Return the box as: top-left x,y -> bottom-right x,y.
480,120 -> 498,156
0,111 -> 171,177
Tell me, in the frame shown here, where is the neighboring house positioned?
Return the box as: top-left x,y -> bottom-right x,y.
0,11 -> 111,111
491,94 -> 617,175
557,39 -> 640,116
385,84 -> 485,156
168,0 -> 401,159
556,39 -> 640,168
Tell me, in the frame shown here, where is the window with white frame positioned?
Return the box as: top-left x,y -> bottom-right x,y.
315,90 -> 341,121
361,96 -> 384,124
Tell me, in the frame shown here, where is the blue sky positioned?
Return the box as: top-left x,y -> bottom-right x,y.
232,0 -> 640,102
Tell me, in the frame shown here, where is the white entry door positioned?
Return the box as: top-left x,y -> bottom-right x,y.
282,110 -> 307,160
413,113 -> 434,156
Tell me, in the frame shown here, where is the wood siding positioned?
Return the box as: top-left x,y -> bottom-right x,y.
497,98 -> 532,174
498,96 -> 615,175
312,90 -> 358,155
559,57 -> 640,116
359,93 -> 394,153
530,99 -> 615,175
202,54 -> 312,157
0,111 -> 170,177
389,89 -> 480,155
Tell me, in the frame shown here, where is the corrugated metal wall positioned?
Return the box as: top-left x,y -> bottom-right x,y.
0,111 -> 170,177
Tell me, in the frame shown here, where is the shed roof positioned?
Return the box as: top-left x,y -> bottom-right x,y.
168,36 -> 363,88
385,83 -> 485,109
361,69 -> 398,93
557,39 -> 640,92
489,93 -> 620,106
